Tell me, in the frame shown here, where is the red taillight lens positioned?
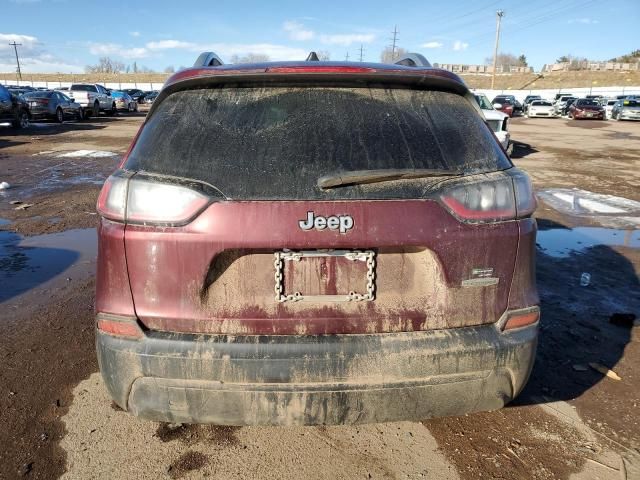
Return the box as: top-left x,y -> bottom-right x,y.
503,309 -> 540,331
96,173 -> 210,225
440,170 -> 536,223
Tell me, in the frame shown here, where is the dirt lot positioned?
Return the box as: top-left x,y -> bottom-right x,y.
0,112 -> 639,480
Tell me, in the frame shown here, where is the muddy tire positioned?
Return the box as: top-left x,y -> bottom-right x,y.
56,107 -> 64,123
11,110 -> 29,129
93,101 -> 100,117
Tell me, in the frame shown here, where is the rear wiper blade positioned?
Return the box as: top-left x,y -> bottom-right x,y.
318,169 -> 462,189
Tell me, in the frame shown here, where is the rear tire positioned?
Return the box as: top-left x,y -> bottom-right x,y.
93,101 -> 100,117
76,108 -> 84,121
12,110 -> 29,129
106,103 -> 117,116
56,107 -> 64,123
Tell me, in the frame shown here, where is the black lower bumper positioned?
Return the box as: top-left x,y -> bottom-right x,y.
97,322 -> 538,425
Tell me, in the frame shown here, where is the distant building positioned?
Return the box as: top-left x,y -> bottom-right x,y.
542,62 -> 640,72
433,64 -> 534,74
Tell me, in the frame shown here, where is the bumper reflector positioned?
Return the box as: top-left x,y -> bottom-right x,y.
97,315 -> 143,339
503,310 -> 540,331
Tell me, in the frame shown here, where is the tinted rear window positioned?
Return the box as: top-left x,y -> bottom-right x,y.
71,84 -> 97,92
126,87 -> 510,200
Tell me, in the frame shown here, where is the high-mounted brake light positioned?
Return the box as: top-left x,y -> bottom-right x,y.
96,173 -> 210,225
440,170 -> 536,223
266,66 -> 376,74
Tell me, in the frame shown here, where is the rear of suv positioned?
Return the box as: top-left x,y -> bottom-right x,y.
96,55 -> 539,425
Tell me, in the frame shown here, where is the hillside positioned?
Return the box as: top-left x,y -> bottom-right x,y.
2,70 -> 640,90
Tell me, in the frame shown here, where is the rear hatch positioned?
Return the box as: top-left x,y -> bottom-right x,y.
101,79 -> 533,335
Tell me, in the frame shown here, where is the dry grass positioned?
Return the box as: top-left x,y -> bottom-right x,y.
2,70 -> 639,90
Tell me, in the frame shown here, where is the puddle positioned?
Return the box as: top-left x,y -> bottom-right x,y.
0,218 -> 11,226
537,227 -> 640,258
537,189 -> 640,228
0,228 -> 96,303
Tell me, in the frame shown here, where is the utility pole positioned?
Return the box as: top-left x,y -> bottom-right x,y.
358,44 -> 364,62
9,41 -> 23,81
389,25 -> 399,61
345,51 -> 350,61
491,10 -> 504,89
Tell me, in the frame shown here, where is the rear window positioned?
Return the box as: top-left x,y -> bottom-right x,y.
126,87 -> 511,200
623,100 -> 640,107
71,84 -> 97,92
532,101 -> 552,106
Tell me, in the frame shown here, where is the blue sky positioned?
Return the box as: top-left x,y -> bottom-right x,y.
1,0 -> 638,73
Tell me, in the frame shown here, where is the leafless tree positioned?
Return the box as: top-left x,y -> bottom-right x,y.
485,52 -> 527,68
380,46 -> 408,63
317,50 -> 331,61
85,57 -> 125,74
164,66 -> 175,73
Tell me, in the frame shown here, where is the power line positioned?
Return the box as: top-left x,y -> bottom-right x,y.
358,44 -> 365,62
345,51 -> 350,61
9,41 -> 22,81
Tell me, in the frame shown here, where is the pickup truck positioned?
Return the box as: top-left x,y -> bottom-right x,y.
68,84 -> 116,117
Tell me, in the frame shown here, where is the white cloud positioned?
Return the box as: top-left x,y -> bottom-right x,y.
320,33 -> 375,46
130,31 -> 141,37
453,40 -> 469,51
0,32 -> 83,73
422,41 -> 443,49
568,18 -> 599,24
146,40 -> 195,50
89,42 -> 149,59
283,21 -> 314,41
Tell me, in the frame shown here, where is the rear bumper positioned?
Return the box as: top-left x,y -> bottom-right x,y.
97,317 -> 538,425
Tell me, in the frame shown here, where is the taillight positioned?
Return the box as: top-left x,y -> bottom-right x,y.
440,170 -> 536,223
502,308 -> 540,331
96,173 -> 210,225
97,314 -> 143,339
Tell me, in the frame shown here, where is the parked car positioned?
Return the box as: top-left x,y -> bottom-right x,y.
554,95 -> 576,116
522,95 -> 542,114
560,97 -> 578,116
611,98 -> 640,121
23,90 -> 84,122
474,93 -> 510,151
95,55 -> 539,426
69,83 -> 115,117
124,88 -> 146,103
554,93 -> 573,101
0,84 -> 30,128
491,97 -> 516,117
111,91 -> 138,112
526,100 -> 556,118
493,95 -> 522,114
568,98 -> 605,120
142,90 -> 159,104
604,99 -> 617,119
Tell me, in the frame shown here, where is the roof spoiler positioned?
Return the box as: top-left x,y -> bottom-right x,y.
394,53 -> 431,68
193,52 -> 224,67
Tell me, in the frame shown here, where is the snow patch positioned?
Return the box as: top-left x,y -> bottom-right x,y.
56,150 -> 118,158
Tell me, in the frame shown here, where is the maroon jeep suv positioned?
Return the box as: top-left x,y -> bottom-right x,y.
95,55 -> 539,425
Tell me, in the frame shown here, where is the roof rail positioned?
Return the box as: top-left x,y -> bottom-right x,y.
193,52 -> 224,67
394,53 -> 431,68
306,51 -> 320,62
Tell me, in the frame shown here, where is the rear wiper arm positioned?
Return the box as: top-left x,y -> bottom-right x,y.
318,168 -> 462,189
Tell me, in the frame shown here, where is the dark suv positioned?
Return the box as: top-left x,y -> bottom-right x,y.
0,84 -> 30,128
96,55 -> 539,425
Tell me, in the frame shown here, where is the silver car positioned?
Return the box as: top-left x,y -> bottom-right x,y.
611,99 -> 640,121
23,90 -> 83,122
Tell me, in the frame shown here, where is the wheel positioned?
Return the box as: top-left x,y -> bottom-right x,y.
133,102 -> 138,112
128,103 -> 134,112
93,101 -> 100,117
56,107 -> 64,123
76,108 -> 84,121
12,110 -> 29,129
612,112 -> 619,121
106,103 -> 117,116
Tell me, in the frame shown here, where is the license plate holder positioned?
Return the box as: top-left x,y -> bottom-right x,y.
274,250 -> 375,303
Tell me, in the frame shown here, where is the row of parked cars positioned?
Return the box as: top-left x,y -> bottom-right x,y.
490,92 -> 640,121
0,83 -> 159,128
